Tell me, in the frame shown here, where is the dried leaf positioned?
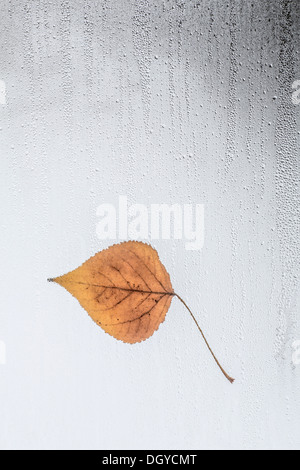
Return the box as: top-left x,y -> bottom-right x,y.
49,241 -> 174,344
49,241 -> 234,383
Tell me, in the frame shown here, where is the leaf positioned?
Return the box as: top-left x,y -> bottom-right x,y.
49,241 -> 174,344
49,241 -> 234,383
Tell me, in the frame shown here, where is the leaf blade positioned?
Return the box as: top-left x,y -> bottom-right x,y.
51,241 -> 174,343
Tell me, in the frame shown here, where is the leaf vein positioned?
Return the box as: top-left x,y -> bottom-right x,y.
101,294 -> 166,327
118,254 -> 151,291
126,248 -> 168,293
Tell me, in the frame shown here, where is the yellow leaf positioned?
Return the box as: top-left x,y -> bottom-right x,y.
49,241 -> 174,344
49,241 -> 234,383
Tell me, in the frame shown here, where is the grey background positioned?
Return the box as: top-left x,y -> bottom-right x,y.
0,0 -> 300,450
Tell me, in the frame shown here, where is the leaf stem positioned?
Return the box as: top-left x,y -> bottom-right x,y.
175,294 -> 235,384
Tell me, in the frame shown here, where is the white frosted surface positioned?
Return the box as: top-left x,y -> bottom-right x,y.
0,0 -> 299,450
